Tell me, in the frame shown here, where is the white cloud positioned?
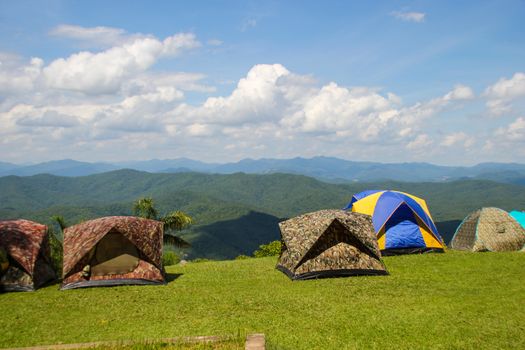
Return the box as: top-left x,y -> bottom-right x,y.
17,110 -> 79,128
284,83 -> 398,139
171,63 -> 407,143
170,64 -> 477,149
50,24 -> 128,47
391,11 -> 426,23
396,84 -> 475,130
443,84 -> 475,101
1,45 -> 523,164
162,33 -> 201,56
42,32 -> 200,95
507,117 -> 525,141
186,123 -> 216,137
123,72 -> 215,95
496,117 -> 525,142
172,64 -> 291,125
440,132 -> 475,148
484,72 -> 525,115
482,116 -> 525,160
407,134 -> 432,150
0,55 -> 43,95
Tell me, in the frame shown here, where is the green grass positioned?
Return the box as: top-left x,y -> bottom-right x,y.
1,251 -> 524,349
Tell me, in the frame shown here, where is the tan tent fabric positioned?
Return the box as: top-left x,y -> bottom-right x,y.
61,216 -> 165,290
277,210 -> 387,280
91,231 -> 140,276
63,216 -> 163,276
451,207 -> 525,252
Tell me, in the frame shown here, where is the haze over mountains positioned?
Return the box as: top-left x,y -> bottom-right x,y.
1,157 -> 525,185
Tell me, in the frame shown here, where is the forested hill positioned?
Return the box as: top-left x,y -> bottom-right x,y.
1,170 -> 524,259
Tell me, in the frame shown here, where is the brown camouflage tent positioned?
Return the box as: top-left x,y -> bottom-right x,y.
277,210 -> 388,280
451,207 -> 525,252
61,216 -> 166,290
0,220 -> 56,292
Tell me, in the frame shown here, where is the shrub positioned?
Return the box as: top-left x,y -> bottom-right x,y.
192,258 -> 212,263
253,240 -> 282,258
162,251 -> 181,266
47,228 -> 63,276
235,255 -> 251,260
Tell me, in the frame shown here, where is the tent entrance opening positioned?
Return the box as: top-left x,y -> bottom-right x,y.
91,230 -> 139,276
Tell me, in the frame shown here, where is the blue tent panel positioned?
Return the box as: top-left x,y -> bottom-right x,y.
343,189 -> 382,209
396,193 -> 440,239
372,192 -> 407,232
384,203 -> 426,249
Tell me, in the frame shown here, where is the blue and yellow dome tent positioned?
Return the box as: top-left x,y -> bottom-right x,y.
344,190 -> 445,255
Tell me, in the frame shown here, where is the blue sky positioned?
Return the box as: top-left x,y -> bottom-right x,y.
0,0 -> 524,165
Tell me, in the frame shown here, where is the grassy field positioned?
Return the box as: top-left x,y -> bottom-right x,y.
1,251 -> 524,349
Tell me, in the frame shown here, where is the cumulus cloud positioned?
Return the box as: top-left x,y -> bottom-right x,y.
283,83 -> 399,139
1,44 -> 522,164
42,32 -> 200,95
0,28 -> 206,159
440,132 -> 475,148
186,123 -> 216,137
17,110 -> 79,128
168,64 -> 479,156
484,72 -> 525,115
391,11 -> 426,23
395,84 -> 475,131
172,64 -> 291,125
123,72 -> 215,95
0,55 -> 43,95
172,63 -> 404,140
443,85 -> 475,101
496,117 -> 525,142
162,33 -> 201,56
481,116 -> 525,160
407,134 -> 432,150
168,64 -> 479,151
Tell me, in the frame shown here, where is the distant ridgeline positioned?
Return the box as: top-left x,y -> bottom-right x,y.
1,170 -> 524,259
1,157 -> 525,185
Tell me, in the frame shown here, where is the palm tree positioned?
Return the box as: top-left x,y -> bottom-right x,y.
51,215 -> 67,233
48,215 -> 67,275
132,198 -> 158,220
133,197 -> 192,248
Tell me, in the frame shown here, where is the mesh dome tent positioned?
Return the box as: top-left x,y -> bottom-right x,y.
277,210 -> 388,280
345,190 -> 445,255
61,216 -> 166,290
451,207 -> 525,252
0,220 -> 56,292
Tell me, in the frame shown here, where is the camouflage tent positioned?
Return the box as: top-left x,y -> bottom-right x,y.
61,216 -> 166,290
277,210 -> 388,280
451,207 -> 525,252
0,220 -> 56,292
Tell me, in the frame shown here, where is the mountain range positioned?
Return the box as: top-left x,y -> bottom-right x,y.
1,170 -> 524,259
1,157 -> 525,185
